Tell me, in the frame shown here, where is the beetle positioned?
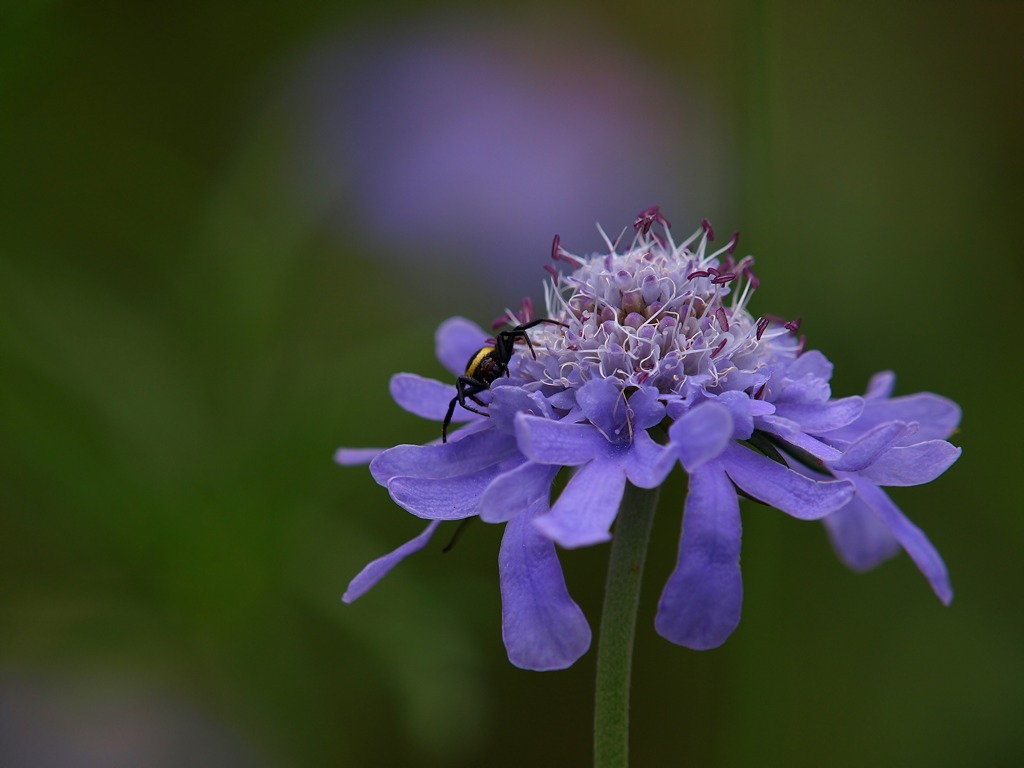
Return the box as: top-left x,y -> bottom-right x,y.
442,318 -> 566,442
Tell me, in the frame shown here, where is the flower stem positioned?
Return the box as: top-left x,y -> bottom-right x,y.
594,483 -> 660,768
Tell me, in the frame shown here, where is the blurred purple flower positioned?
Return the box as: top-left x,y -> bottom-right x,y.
289,17 -> 722,295
338,209 -> 961,669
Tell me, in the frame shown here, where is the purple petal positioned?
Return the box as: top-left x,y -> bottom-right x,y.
342,521 -> 442,603
668,401 -> 733,471
435,316 -> 488,377
370,432 -> 519,483
514,413 -> 604,466
823,497 -> 901,572
487,385 -> 554,433
865,371 -> 896,399
757,415 -> 844,462
785,350 -> 834,383
334,447 -> 384,466
479,461 -> 559,524
576,378 -> 627,439
715,390 -> 774,439
890,394 -> 961,443
623,430 -> 676,489
722,444 -> 854,520
847,476 -> 952,604
859,441 -> 961,486
866,393 -> 962,443
533,460 -> 626,548
775,396 -> 865,433
822,385 -> 961,445
775,369 -> 832,404
388,459 -> 520,520
389,373 -> 463,421
500,499 -> 592,670
830,421 -> 915,472
624,385 -> 667,431
655,462 -> 742,650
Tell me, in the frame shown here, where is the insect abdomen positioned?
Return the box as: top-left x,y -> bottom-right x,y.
465,346 -> 495,378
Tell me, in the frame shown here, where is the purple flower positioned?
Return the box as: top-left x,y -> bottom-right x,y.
338,209 -> 962,668
799,370 -> 961,602
289,17 -> 717,296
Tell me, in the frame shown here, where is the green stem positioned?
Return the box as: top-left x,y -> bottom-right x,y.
594,483 -> 660,768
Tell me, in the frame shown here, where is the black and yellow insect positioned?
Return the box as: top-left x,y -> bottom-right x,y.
442,318 -> 566,442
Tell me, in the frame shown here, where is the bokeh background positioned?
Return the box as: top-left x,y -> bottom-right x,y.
2,2 -> 1022,766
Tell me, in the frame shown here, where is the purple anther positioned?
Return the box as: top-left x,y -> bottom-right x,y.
726,231 -> 740,255
491,315 -> 507,330
710,338 -> 728,359
743,267 -> 760,290
519,296 -> 535,323
633,205 -> 670,235
735,255 -> 755,272
707,267 -> 720,277
784,316 -> 803,333
756,316 -> 769,340
715,307 -> 730,332
711,273 -> 737,285
551,234 -> 583,267
687,270 -> 709,280
701,218 -> 715,241
543,264 -> 559,279
754,382 -> 767,400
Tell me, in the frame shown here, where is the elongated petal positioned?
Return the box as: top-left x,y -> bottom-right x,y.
334,448 -> 384,466
435,316 -> 488,376
786,350 -> 834,383
822,390 -> 961,444
882,394 -> 961,442
775,395 -> 864,433
865,371 -> 896,399
757,415 -> 843,462
479,461 -> 559,524
388,460 -> 520,520
823,497 -> 901,571
487,385 -> 554,433
655,462 -> 742,650
859,441 -> 961,486
776,370 -> 831,404
716,389 -> 775,440
723,444 -> 854,520
514,414 -> 605,466
668,401 -> 733,471
342,521 -> 442,603
533,460 -> 626,548
370,432 -> 519,483
830,421 -> 914,472
624,385 -> 667,431
623,430 -> 676,488
576,378 -> 627,439
847,476 -> 952,604
389,373 -> 463,421
500,499 -> 591,670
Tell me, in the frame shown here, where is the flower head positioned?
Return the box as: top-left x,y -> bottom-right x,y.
338,208 -> 961,669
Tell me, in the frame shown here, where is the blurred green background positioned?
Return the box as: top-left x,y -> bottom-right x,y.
1,2 -> 1021,766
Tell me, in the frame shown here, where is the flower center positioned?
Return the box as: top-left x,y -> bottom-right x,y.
513,221 -> 801,398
